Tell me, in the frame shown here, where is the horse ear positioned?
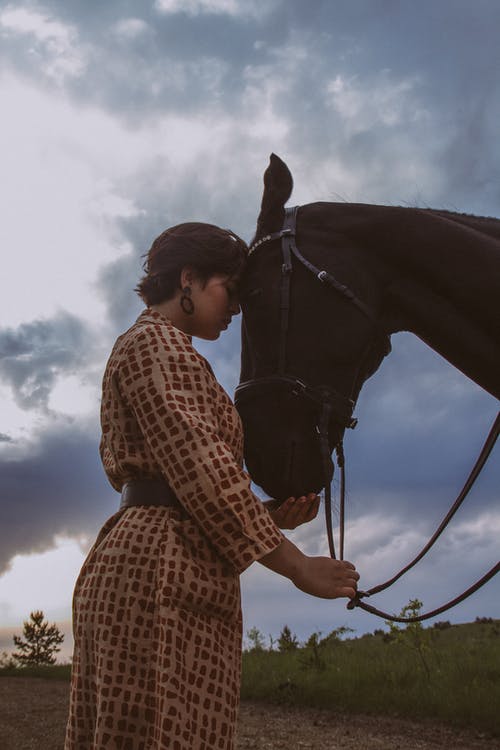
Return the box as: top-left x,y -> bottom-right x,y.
255,153 -> 294,236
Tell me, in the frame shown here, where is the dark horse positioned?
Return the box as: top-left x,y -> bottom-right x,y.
237,154 -> 500,503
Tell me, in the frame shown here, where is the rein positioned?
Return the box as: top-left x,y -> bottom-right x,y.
237,206 -> 500,623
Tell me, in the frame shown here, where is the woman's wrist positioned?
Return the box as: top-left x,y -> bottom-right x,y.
257,537 -> 306,582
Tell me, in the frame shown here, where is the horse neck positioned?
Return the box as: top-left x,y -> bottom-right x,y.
301,202 -> 499,399
373,208 -> 500,399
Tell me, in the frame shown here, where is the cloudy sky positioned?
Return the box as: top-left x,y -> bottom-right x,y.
0,0 -> 499,657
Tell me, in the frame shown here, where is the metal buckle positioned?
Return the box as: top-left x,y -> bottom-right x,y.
291,379 -> 306,397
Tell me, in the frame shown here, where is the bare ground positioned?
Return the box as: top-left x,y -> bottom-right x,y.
0,677 -> 499,750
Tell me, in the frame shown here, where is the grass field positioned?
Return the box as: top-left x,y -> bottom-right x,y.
1,618 -> 499,737
241,618 -> 500,736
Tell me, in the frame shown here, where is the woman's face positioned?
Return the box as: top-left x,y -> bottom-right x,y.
189,274 -> 241,340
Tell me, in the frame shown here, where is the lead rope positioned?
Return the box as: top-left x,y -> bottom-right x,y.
317,398 -> 336,559
347,411 -> 500,622
317,401 -> 348,561
347,563 -> 500,623
336,443 -> 346,562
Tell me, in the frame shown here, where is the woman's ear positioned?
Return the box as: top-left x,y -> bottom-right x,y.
180,266 -> 195,289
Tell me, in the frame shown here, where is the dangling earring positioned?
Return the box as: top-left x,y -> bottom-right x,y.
180,286 -> 195,315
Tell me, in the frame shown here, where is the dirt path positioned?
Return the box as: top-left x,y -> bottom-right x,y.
0,677 -> 498,750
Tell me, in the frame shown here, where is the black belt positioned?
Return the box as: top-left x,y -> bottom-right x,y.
120,478 -> 181,510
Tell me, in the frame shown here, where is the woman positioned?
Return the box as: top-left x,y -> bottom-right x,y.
65,222 -> 359,750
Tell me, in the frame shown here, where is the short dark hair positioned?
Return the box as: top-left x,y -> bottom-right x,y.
135,222 -> 248,305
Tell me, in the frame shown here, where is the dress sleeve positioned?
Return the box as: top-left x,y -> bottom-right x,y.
117,325 -> 284,573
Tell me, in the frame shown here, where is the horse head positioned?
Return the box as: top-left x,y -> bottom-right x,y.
237,154 -> 391,500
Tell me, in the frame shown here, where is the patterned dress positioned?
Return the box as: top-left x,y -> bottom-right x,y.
64,309 -> 283,750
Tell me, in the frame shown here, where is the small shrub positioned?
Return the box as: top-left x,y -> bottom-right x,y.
277,625 -> 299,652
320,626 -> 354,646
433,621 -> 452,630
245,627 -> 266,652
12,611 -> 64,667
386,598 -> 433,679
300,632 -> 326,671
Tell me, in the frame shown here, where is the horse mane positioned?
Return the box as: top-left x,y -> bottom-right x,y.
424,208 -> 500,242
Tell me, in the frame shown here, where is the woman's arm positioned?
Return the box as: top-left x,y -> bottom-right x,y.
116,324 -> 284,573
258,538 -> 359,600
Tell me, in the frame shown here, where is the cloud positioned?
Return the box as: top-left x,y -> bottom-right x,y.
0,1 -> 265,120
112,17 -> 149,39
2,0 -> 496,223
154,0 -> 276,19
0,418 -> 116,576
345,333 -> 499,504
0,312 -> 98,412
0,4 -> 72,42
0,72 -> 150,328
0,4 -> 86,83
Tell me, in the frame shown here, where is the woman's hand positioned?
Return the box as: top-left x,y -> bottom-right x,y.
268,493 -> 320,530
292,556 -> 359,599
259,538 -> 359,600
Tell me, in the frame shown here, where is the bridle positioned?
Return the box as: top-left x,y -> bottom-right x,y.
235,205 -> 500,623
236,206 -> 389,561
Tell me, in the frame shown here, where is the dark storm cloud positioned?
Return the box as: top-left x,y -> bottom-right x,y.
351,334 -> 497,468
0,0 -> 277,120
0,419 -> 116,575
273,2 -> 500,213
0,313 -> 112,574
3,0 -> 499,133
0,312 -> 96,411
3,0 -> 499,214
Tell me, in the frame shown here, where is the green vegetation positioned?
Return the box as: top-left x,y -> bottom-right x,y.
0,609 -> 69,677
11,610 -> 65,666
242,616 -> 500,737
386,598 -> 433,678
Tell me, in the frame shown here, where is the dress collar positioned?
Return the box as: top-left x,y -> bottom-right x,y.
136,308 -> 193,343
